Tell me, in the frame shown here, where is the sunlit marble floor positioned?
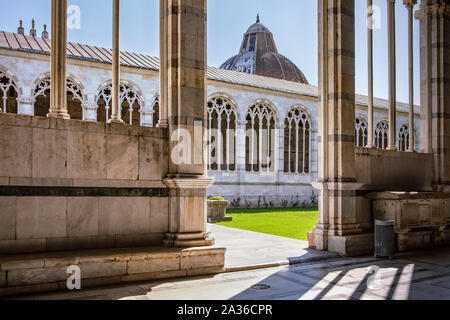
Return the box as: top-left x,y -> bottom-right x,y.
15,246 -> 450,300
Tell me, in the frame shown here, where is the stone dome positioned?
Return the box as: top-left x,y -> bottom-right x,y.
220,15 -> 308,84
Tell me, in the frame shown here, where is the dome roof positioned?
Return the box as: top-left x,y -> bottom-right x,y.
220,15 -> 308,85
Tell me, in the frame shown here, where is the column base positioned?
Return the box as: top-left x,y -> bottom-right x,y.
47,111 -> 70,119
157,120 -> 169,128
163,176 -> 215,248
163,232 -> 215,248
308,226 -> 329,251
108,118 -> 124,124
309,229 -> 374,257
328,233 -> 374,257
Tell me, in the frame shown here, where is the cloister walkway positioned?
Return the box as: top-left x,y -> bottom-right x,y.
207,224 -> 338,270
13,245 -> 450,300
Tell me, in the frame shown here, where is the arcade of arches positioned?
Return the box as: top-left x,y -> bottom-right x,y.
0,0 -> 448,297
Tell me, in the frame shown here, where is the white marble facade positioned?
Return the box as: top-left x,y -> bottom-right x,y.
0,49 -> 420,208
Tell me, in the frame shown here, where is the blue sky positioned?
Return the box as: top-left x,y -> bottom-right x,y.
0,0 -> 420,104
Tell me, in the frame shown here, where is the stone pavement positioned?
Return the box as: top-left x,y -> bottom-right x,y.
10,224 -> 450,301
13,245 -> 450,300
207,224 -> 338,270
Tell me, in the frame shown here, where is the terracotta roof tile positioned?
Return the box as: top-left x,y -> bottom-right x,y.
14,33 -> 31,50
66,42 -> 79,56
80,44 -> 102,61
34,36 -> 50,53
0,32 -> 9,48
94,46 -> 112,63
24,35 -> 43,51
4,32 -> 20,49
70,42 -> 91,59
90,46 -> 111,62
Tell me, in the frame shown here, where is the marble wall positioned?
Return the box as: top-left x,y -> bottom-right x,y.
0,113 -> 170,254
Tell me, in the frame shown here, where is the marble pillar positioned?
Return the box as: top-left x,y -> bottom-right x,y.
416,0 -> 450,191
48,0 -> 69,119
109,0 -> 123,124
387,0 -> 397,150
162,0 -> 215,247
309,0 -> 372,256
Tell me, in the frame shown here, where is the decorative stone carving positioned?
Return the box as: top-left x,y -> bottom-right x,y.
355,117 -> 368,147
33,77 -> 83,103
284,107 -> 311,174
207,96 -> 237,172
0,71 -> 18,113
96,82 -> 143,125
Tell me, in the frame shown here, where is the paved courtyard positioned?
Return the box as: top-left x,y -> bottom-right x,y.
208,224 -> 338,270
14,245 -> 450,300
11,225 -> 450,300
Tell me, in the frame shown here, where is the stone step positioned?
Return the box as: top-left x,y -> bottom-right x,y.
0,246 -> 226,298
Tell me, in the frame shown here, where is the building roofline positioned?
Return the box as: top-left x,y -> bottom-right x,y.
0,30 -> 419,115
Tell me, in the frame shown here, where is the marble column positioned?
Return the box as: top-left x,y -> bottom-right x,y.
387,0 -> 397,150
277,124 -> 285,176
109,0 -> 123,124
158,0 -> 169,128
309,0 -> 372,256
416,0 -> 450,191
236,119 -> 247,180
367,0 -> 375,148
162,0 -> 215,247
48,0 -> 70,119
405,0 -> 417,152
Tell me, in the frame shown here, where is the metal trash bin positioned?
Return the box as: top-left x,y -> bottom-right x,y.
374,220 -> 395,258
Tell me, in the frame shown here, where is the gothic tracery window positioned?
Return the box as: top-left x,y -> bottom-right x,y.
0,71 -> 18,114
33,77 -> 83,119
355,117 -> 368,147
245,102 -> 277,172
398,123 -> 410,152
375,120 -> 389,149
96,83 -> 142,125
207,97 -> 237,171
284,107 -> 311,174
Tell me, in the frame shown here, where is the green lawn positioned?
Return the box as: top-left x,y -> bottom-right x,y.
214,208 -> 318,241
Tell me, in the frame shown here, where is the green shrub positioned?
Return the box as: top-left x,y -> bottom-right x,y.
208,196 -> 225,201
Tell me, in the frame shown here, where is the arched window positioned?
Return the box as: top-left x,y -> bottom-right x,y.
33,77 -> 83,119
355,117 -> 368,147
0,71 -> 18,114
375,121 -> 389,149
245,102 -> 277,172
398,123 -> 409,152
96,83 -> 142,125
207,97 -> 237,171
284,107 -> 311,174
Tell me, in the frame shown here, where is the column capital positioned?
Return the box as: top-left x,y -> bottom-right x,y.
81,101 -> 98,109
16,96 -> 33,104
403,0 -> 417,10
163,175 -> 215,190
415,3 -> 450,20
237,119 -> 248,126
